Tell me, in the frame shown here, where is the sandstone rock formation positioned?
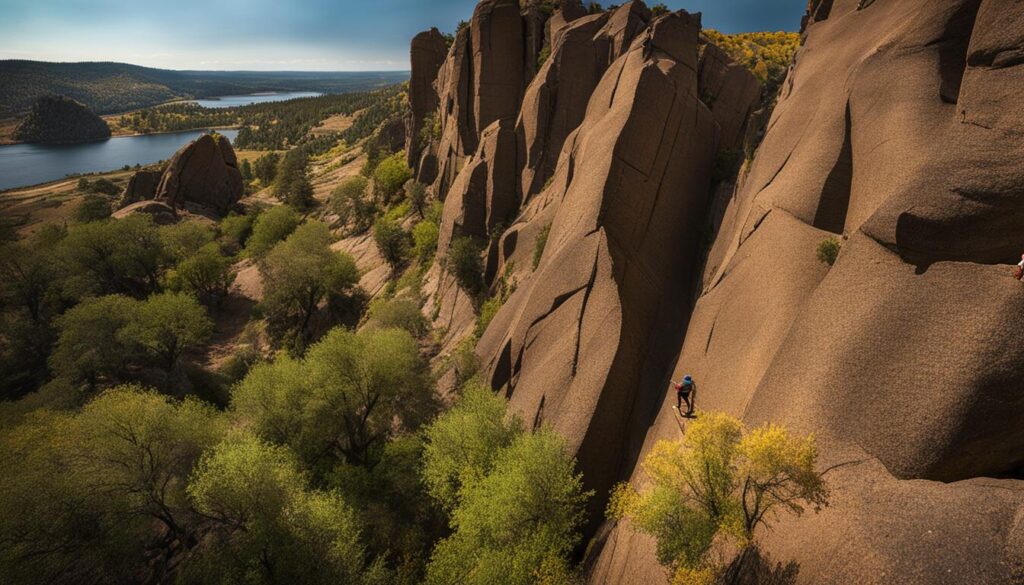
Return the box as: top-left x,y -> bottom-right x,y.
472,10 -> 756,532
14,95 -> 110,144
431,0 -> 526,198
516,2 -> 651,198
118,169 -> 161,208
586,0 -> 1024,583
405,28 -> 448,170
155,133 -> 243,215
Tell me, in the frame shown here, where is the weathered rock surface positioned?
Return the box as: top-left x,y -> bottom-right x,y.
475,10 -> 738,530
155,133 -> 243,215
547,0 -> 588,48
516,2 -> 651,198
587,0 -> 1024,583
14,95 -> 110,144
433,0 -> 525,198
437,119 -> 518,255
111,200 -> 178,225
118,169 -> 161,208
405,28 -> 449,170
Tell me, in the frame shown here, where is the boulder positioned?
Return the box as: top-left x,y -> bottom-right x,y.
405,28 -> 449,169
111,200 -> 178,225
118,169 -> 161,208
14,95 -> 110,144
588,0 -> 1024,582
155,133 -> 243,215
697,40 -> 762,151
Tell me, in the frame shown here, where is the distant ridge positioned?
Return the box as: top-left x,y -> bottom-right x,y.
0,60 -> 409,117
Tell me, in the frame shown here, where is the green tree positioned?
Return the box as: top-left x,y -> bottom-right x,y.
373,216 -> 409,273
233,327 -> 433,469
421,381 -> 523,511
253,151 -> 281,185
425,428 -> 590,585
412,217 -> 440,262
73,194 -> 113,223
373,152 -> 413,203
245,204 -> 301,258
57,215 -> 165,297
219,211 -> 255,253
364,297 -> 429,337
50,294 -> 140,386
240,158 -> 254,181
169,242 -> 237,306
445,236 -> 485,299
120,292 -> 213,372
609,412 -> 829,582
258,222 -> 359,350
0,386 -> 225,584
160,221 -> 215,263
273,150 -> 315,209
404,180 -> 428,218
330,176 -> 375,233
185,432 -> 385,585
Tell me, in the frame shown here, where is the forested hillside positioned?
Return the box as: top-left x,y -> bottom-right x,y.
0,60 -> 409,117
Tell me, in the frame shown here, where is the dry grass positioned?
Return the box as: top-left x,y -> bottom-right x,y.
0,168 -> 136,236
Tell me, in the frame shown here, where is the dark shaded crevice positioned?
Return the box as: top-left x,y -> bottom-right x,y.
532,395 -> 546,431
491,339 -> 513,392
936,0 -> 983,104
571,246 -> 602,377
812,101 -> 852,234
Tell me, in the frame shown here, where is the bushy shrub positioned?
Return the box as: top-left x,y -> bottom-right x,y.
816,237 -> 841,266
533,223 -> 551,270
445,236 -> 484,298
219,212 -> 255,252
373,152 -> 413,203
245,205 -> 301,258
412,219 -> 440,262
405,180 -> 428,218
373,217 -> 409,272
330,176 -> 375,233
365,297 -> 429,337
160,221 -> 214,263
73,195 -> 112,223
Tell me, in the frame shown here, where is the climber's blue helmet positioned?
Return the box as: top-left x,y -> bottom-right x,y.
683,375 -> 692,383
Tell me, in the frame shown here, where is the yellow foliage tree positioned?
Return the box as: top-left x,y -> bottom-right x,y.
608,412 -> 828,582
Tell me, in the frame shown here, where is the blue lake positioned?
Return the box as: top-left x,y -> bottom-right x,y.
192,92 -> 322,108
0,129 -> 239,191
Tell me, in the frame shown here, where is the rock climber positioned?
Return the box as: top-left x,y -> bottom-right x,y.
1016,254 -> 1024,281
673,375 -> 696,417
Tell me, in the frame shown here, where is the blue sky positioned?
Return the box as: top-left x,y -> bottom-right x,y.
0,0 -> 805,71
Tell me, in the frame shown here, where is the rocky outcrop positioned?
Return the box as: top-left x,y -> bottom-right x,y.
111,200 -> 178,225
118,169 -> 161,208
474,11 -> 752,532
433,0 -> 525,198
516,2 -> 651,198
155,133 -> 243,215
14,95 -> 110,144
405,28 -> 449,170
436,118 -> 518,255
547,0 -> 588,48
587,0 -> 1024,583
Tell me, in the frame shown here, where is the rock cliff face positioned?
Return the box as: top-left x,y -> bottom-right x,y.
405,28 -> 449,170
413,0 -> 1024,582
155,133 -> 243,215
587,0 -> 1024,583
14,95 -> 110,144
